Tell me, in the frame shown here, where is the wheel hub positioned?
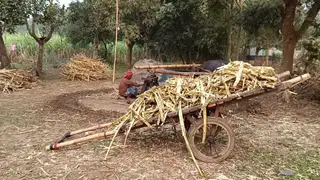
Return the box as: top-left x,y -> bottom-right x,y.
207,135 -> 216,144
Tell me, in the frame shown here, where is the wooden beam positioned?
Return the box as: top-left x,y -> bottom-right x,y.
134,64 -> 201,70
154,69 -> 209,76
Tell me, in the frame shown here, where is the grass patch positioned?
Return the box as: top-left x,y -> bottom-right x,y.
237,148 -> 320,180
4,33 -> 144,63
279,150 -> 320,180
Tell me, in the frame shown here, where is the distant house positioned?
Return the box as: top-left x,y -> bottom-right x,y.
246,47 -> 282,61
245,47 -> 282,65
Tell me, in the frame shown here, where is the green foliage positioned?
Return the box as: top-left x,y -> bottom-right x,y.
301,37 -> 320,73
65,0 -> 114,46
241,0 -> 281,35
4,33 -> 72,55
4,33 -> 143,64
0,0 -> 28,33
145,0 -> 233,62
26,0 -> 65,37
240,0 -> 282,49
119,0 -> 160,47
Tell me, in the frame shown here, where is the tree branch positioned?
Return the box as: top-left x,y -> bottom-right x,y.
0,22 -> 6,35
283,0 -> 292,5
26,19 -> 39,42
44,25 -> 55,42
296,1 -> 320,37
0,22 -> 4,35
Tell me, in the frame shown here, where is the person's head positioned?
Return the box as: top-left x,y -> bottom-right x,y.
124,70 -> 133,79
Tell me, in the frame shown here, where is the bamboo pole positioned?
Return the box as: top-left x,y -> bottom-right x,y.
46,131 -> 116,150
276,71 -> 291,80
154,69 -> 209,76
281,73 -> 311,89
70,122 -> 112,135
56,122 -> 113,143
112,0 -> 119,82
134,64 -> 201,70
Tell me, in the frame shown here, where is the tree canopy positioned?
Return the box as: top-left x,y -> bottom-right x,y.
1,0 -> 320,73
66,0 -> 115,49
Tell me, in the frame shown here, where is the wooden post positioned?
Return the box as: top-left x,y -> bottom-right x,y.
266,47 -> 270,66
112,0 -> 119,82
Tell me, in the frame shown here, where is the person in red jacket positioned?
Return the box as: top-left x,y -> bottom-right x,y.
118,70 -> 142,103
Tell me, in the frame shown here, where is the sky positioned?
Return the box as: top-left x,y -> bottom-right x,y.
59,0 -> 77,7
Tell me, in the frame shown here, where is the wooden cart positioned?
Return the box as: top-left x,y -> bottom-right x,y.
46,72 -> 310,163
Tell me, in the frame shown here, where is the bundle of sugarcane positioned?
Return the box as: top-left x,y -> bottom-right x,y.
0,69 -> 37,93
112,61 -> 278,126
62,54 -> 112,81
104,61 -> 279,175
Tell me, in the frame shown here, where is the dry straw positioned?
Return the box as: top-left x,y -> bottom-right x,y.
62,54 -> 112,81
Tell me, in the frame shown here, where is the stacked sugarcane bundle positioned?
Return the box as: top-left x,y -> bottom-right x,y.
105,61 -> 279,174
0,69 -> 37,93
62,54 -> 112,81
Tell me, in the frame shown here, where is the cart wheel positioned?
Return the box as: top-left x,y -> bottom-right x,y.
187,117 -> 234,163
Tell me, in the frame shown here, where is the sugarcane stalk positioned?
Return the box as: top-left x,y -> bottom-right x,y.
202,107 -> 207,144
178,101 -> 205,177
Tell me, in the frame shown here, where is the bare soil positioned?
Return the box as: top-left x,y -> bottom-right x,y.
0,78 -> 319,180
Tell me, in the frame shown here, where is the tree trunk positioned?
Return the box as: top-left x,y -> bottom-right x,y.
234,0 -> 244,61
93,35 -> 100,57
282,37 -> 297,72
102,41 -> 108,59
126,41 -> 134,70
0,35 -> 11,69
226,27 -> 232,61
234,27 -> 242,61
226,0 -> 235,62
281,1 -> 298,73
36,40 -> 45,77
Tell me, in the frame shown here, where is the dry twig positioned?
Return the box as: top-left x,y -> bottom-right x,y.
0,69 -> 36,93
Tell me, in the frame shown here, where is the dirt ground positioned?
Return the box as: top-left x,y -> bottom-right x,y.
0,76 -> 319,180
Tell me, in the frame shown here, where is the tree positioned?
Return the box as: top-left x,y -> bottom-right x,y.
66,0 -> 115,56
148,0 -> 231,63
119,0 -> 160,69
281,0 -> 320,73
26,0 -> 65,77
0,0 -> 27,69
240,0 -> 282,65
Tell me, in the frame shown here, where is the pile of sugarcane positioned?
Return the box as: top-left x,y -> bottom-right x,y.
104,61 -> 279,175
62,54 -> 112,81
0,69 -> 37,93
112,61 -> 278,127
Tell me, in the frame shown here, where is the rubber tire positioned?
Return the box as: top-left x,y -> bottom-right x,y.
187,117 -> 235,163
